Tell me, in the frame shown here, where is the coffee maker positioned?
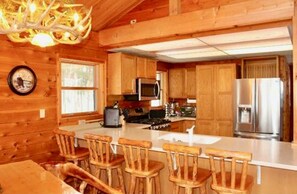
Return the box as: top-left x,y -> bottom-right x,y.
104,106 -> 122,128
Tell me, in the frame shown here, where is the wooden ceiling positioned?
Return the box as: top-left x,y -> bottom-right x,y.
77,0 -> 250,31
76,0 -> 145,31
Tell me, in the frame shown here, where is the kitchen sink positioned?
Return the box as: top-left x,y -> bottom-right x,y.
158,133 -> 221,144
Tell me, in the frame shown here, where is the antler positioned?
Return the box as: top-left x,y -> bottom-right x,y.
0,0 -> 92,45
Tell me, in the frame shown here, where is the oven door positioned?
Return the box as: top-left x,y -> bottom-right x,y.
137,78 -> 160,101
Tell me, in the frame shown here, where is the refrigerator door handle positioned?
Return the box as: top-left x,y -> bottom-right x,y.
254,79 -> 258,131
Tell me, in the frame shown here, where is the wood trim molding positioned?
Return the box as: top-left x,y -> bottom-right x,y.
98,0 -> 294,47
293,0 -> 297,143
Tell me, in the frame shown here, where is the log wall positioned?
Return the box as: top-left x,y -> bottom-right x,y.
0,33 -> 107,164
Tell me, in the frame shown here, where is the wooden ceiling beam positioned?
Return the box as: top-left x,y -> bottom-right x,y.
77,0 -> 144,31
98,0 -> 294,47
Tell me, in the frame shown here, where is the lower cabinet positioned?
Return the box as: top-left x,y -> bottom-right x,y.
169,120 -> 196,133
170,121 -> 183,133
196,121 -> 216,135
183,120 -> 196,133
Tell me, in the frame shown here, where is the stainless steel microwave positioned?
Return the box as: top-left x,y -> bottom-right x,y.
124,78 -> 160,101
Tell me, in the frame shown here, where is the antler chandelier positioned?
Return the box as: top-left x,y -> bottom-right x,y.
0,0 -> 92,47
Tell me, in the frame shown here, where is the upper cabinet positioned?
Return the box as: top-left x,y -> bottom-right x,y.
169,68 -> 196,99
169,68 -> 186,98
186,68 -> 196,98
108,53 -> 137,95
136,57 -> 157,79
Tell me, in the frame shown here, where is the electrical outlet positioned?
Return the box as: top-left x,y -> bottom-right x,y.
40,109 -> 45,118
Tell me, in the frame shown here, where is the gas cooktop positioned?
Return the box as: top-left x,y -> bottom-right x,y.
129,118 -> 171,126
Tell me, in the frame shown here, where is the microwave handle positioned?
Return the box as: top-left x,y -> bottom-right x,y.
154,81 -> 160,98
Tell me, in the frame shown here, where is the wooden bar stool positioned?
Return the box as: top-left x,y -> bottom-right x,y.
118,138 -> 164,194
205,148 -> 254,194
84,134 -> 126,194
53,129 -> 90,171
162,143 -> 211,194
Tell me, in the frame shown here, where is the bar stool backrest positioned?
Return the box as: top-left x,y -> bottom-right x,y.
84,134 -> 112,165
118,138 -> 152,172
163,143 -> 202,181
205,148 -> 252,191
53,129 -> 76,158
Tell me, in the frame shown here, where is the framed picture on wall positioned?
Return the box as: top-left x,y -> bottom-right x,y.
7,65 -> 37,95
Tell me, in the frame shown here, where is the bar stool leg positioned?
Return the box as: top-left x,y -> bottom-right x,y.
146,177 -> 153,194
173,184 -> 180,194
129,175 -> 136,194
107,169 -> 112,186
117,167 -> 126,194
200,182 -> 207,194
185,187 -> 193,194
155,174 -> 161,194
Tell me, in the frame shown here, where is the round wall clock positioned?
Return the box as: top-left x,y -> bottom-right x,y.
7,65 -> 37,95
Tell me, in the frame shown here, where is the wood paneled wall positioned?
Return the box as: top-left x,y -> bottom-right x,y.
0,32 -> 107,164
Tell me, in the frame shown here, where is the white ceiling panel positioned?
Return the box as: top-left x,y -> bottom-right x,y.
131,38 -> 206,51
199,27 -> 290,45
225,45 -> 293,55
110,26 -> 292,63
160,50 -> 227,59
215,37 -> 292,50
157,47 -> 218,55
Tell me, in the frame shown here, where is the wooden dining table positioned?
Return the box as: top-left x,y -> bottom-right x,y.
0,160 -> 80,194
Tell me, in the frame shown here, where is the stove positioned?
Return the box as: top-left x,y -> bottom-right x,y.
129,118 -> 171,130
125,108 -> 171,130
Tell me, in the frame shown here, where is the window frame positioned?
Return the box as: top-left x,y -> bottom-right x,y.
58,58 -> 105,123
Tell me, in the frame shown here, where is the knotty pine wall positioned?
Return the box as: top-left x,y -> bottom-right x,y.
0,32 -> 107,164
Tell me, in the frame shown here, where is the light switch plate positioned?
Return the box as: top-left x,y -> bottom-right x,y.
40,109 -> 45,118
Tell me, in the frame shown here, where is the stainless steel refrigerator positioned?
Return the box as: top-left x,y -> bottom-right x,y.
233,78 -> 283,140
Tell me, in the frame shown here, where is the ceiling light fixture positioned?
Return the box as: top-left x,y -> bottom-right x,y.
0,0 -> 92,47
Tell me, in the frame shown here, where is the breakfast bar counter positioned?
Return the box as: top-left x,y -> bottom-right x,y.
60,122 -> 297,171
60,123 -> 297,194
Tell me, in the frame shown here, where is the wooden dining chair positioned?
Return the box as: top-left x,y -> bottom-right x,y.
162,143 -> 211,194
205,148 -> 254,194
41,162 -> 123,194
84,133 -> 126,193
53,129 -> 90,171
118,138 -> 164,194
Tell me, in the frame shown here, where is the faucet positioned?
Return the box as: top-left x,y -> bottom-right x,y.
186,125 -> 195,145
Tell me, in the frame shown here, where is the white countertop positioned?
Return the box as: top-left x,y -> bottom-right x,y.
60,123 -> 297,171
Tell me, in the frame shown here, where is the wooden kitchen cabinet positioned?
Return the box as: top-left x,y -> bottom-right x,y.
186,68 -> 196,98
183,120 -> 196,133
169,68 -> 196,99
136,57 -> 157,79
108,53 -> 137,95
170,121 -> 183,133
196,64 -> 236,137
169,68 -> 186,98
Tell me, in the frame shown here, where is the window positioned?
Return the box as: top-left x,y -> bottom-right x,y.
60,60 -> 99,115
